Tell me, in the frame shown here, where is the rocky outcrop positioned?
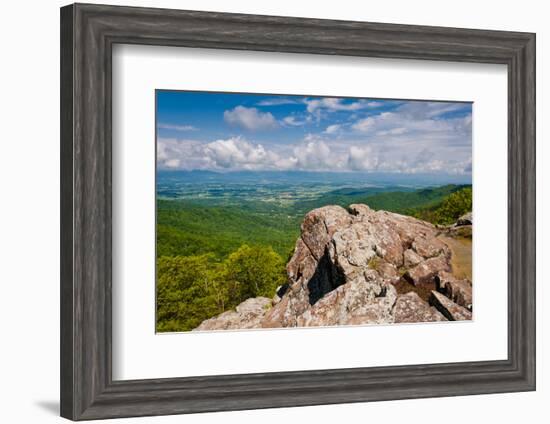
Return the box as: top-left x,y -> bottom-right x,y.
261,204 -> 452,328
194,205 -> 474,331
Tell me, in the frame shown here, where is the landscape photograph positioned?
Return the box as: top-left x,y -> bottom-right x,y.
155,90 -> 473,333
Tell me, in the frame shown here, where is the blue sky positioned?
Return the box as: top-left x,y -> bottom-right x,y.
156,90 -> 472,175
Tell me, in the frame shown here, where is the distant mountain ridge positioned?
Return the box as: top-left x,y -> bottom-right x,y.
158,169 -> 472,187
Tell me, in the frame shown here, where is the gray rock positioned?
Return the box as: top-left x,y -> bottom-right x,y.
403,248 -> 423,268
436,271 -> 473,311
404,255 -> 451,286
445,280 -> 473,311
456,212 -> 473,226
445,224 -> 472,239
375,260 -> 400,283
394,292 -> 446,323
296,279 -> 398,327
429,291 -> 472,321
193,297 -> 272,331
435,270 -> 454,291
412,236 -> 448,258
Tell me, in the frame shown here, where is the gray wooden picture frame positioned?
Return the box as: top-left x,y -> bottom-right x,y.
60,3 -> 536,421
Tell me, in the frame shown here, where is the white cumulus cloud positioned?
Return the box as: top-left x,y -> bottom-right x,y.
347,146 -> 379,171
204,137 -> 277,170
158,97 -> 472,176
305,98 -> 377,114
324,124 -> 342,135
293,140 -> 342,170
157,138 -> 213,170
256,97 -> 301,106
223,106 -> 278,131
157,135 -> 471,175
351,103 -> 471,144
282,116 -> 310,126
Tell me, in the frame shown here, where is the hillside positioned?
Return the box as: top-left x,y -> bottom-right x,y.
157,201 -> 301,259
157,184 -> 471,259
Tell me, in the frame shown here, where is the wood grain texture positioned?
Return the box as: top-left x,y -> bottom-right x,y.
60,4 -> 75,419
60,3 -> 536,420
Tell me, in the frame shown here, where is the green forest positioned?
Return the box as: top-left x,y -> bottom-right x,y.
156,184 -> 473,332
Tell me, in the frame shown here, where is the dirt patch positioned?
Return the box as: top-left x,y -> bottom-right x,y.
439,236 -> 472,281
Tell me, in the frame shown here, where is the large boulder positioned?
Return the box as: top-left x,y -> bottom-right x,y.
262,204 -> 453,328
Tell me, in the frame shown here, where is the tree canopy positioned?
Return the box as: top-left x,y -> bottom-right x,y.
410,187 -> 472,225
156,245 -> 286,332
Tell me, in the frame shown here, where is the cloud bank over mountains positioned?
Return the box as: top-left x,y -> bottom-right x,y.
157,93 -> 472,175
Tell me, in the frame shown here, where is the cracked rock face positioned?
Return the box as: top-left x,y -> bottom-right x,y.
264,204 -> 454,327
194,204 -> 473,331
394,292 -> 446,323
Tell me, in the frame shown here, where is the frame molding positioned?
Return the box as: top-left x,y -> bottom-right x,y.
60,3 -> 536,420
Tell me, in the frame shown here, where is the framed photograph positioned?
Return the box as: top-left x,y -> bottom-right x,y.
60,3 -> 536,420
